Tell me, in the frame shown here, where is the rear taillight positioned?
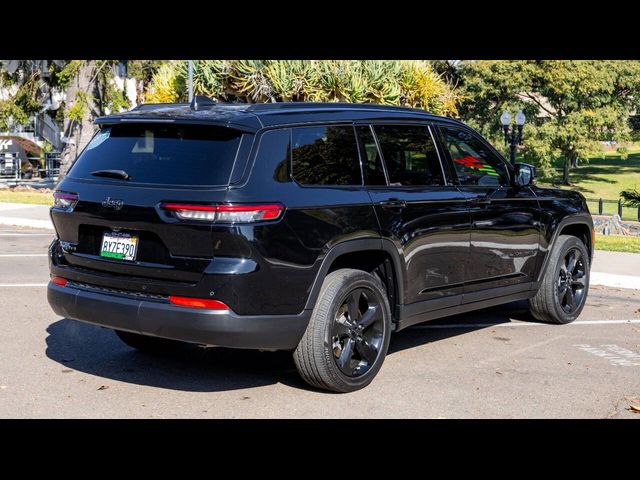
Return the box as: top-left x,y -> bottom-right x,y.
161,203 -> 284,223
169,296 -> 229,310
51,276 -> 67,287
53,191 -> 78,211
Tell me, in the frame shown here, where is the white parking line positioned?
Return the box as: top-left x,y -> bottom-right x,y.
0,254 -> 48,257
0,283 -> 48,287
411,319 -> 640,329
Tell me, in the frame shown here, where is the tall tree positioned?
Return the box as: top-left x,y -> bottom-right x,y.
459,60 -> 640,184
58,61 -> 104,176
56,60 -> 136,178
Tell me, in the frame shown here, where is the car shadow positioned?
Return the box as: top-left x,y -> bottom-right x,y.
45,319 -> 309,392
45,300 -> 542,393
389,300 -> 540,354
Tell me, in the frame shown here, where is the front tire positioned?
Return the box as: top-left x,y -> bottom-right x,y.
529,235 -> 590,324
293,269 -> 392,393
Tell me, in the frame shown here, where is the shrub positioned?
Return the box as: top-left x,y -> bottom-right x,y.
616,146 -> 629,160
621,188 -> 640,207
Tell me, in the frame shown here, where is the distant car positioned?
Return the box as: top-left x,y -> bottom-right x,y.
47,99 -> 594,392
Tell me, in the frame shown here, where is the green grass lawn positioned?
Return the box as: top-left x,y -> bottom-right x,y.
535,146 -> 640,221
595,233 -> 640,253
0,190 -> 53,205
537,147 -> 640,199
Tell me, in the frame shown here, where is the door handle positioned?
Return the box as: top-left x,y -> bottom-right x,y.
380,199 -> 407,210
468,197 -> 492,206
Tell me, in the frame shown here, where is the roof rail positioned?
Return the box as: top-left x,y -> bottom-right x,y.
131,103 -> 189,111
246,102 -> 431,114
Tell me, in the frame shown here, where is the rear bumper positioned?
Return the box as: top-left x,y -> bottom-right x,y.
47,282 -> 310,350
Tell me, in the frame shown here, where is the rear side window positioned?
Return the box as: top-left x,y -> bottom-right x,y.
69,123 -> 242,186
291,125 -> 362,186
440,126 -> 509,187
356,126 -> 387,186
373,125 -> 444,186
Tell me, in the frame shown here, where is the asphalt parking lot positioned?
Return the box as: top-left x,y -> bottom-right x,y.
1,224 -> 639,418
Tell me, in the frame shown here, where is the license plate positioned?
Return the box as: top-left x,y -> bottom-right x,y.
100,231 -> 138,261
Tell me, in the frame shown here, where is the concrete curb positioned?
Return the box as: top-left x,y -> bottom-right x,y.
591,272 -> 640,290
0,215 -> 54,231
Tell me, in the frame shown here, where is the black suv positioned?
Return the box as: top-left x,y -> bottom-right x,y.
47,99 -> 593,392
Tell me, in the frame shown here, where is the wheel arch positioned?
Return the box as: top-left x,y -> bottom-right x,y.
537,214 -> 594,282
303,239 -> 405,323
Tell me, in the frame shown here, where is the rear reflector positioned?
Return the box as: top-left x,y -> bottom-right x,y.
51,276 -> 67,287
169,296 -> 229,310
161,203 -> 283,223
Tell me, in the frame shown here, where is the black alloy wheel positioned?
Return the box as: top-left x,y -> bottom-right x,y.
557,247 -> 587,314
331,287 -> 385,377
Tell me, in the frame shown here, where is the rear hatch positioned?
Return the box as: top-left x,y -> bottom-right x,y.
51,122 -> 248,287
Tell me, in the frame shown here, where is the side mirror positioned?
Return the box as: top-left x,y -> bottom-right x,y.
514,162 -> 536,187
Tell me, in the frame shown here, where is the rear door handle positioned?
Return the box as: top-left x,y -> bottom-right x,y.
380,199 -> 407,210
468,197 -> 492,206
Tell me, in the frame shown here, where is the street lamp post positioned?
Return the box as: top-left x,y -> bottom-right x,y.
500,109 -> 526,165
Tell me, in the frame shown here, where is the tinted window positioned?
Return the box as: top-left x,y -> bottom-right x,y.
356,126 -> 387,186
291,125 -> 361,185
69,124 -> 242,186
440,126 -> 509,186
373,125 -> 444,186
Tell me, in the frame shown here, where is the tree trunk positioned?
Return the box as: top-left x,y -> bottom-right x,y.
58,61 -> 102,179
563,156 -> 571,185
570,155 -> 578,168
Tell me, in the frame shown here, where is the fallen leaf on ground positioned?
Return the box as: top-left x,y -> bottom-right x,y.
97,385 -> 109,391
496,370 -> 503,375
628,405 -> 640,414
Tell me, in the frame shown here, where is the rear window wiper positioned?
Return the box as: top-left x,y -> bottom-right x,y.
90,169 -> 131,181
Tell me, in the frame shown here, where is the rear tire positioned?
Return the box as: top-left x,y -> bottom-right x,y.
115,330 -> 184,353
529,235 -> 590,324
293,269 -> 392,393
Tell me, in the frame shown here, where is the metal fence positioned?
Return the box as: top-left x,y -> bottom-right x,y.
0,151 -> 61,183
0,152 -> 22,182
35,113 -> 62,151
587,198 -> 640,222
44,152 -> 61,179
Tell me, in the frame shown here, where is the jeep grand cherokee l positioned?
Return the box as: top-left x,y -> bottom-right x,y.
47,98 -> 594,392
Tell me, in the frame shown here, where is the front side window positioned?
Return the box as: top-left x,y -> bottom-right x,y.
373,125 -> 444,187
440,126 -> 510,187
291,125 -> 362,186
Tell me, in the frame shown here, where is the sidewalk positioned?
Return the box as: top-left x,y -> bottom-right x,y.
0,201 -> 639,289
591,250 -> 640,290
0,202 -> 53,230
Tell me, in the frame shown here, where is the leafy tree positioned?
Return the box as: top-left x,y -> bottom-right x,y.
56,60 -> 158,177
458,61 -> 640,184
0,61 -> 51,131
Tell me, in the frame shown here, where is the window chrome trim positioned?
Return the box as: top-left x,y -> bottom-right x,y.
428,124 -> 449,186
368,124 -> 390,186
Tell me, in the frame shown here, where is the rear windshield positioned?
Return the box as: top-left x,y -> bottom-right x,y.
68,123 -> 242,186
